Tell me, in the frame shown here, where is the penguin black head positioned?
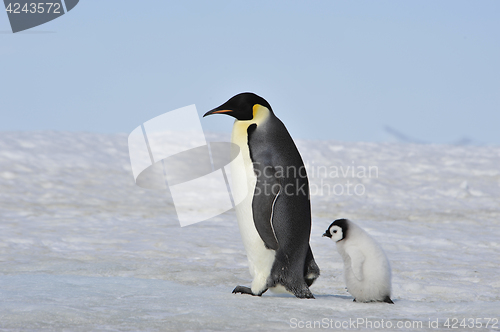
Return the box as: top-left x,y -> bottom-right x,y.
323,219 -> 349,242
203,92 -> 273,121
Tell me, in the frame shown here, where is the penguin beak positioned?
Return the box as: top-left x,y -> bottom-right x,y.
322,232 -> 331,238
203,109 -> 233,117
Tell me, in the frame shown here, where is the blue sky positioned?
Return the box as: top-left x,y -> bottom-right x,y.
1,1 -> 499,144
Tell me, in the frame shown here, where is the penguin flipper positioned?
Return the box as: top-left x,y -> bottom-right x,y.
251,163 -> 280,250
345,246 -> 365,281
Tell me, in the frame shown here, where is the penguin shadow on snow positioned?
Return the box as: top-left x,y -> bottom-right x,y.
314,294 -> 353,301
314,293 -> 399,305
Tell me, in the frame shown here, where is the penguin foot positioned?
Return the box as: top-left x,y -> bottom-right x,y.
232,286 -> 266,296
382,296 -> 394,304
290,287 -> 315,299
298,293 -> 315,299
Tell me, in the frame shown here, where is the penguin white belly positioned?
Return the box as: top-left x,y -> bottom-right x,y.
341,241 -> 392,302
230,121 -> 276,294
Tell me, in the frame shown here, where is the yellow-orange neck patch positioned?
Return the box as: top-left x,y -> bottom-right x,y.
252,104 -> 270,123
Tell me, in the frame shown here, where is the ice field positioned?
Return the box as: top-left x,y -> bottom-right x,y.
0,131 -> 499,331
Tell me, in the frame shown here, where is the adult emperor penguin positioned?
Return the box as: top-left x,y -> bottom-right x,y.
323,219 -> 394,304
203,92 -> 320,299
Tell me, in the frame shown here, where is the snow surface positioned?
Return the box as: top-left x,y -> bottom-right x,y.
0,131 -> 499,331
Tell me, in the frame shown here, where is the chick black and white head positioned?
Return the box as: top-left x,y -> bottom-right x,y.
323,219 -> 349,242
203,92 -> 273,121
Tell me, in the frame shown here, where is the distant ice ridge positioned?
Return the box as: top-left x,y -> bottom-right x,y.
0,131 -> 499,331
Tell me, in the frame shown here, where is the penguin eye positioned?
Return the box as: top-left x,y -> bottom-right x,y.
333,230 -> 337,233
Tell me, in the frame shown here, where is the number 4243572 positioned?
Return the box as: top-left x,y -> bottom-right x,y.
5,3 -> 62,14
444,318 -> 498,329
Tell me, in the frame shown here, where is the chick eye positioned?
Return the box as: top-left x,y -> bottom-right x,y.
333,230 -> 337,233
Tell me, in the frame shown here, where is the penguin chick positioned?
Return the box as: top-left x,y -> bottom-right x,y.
323,219 -> 394,304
